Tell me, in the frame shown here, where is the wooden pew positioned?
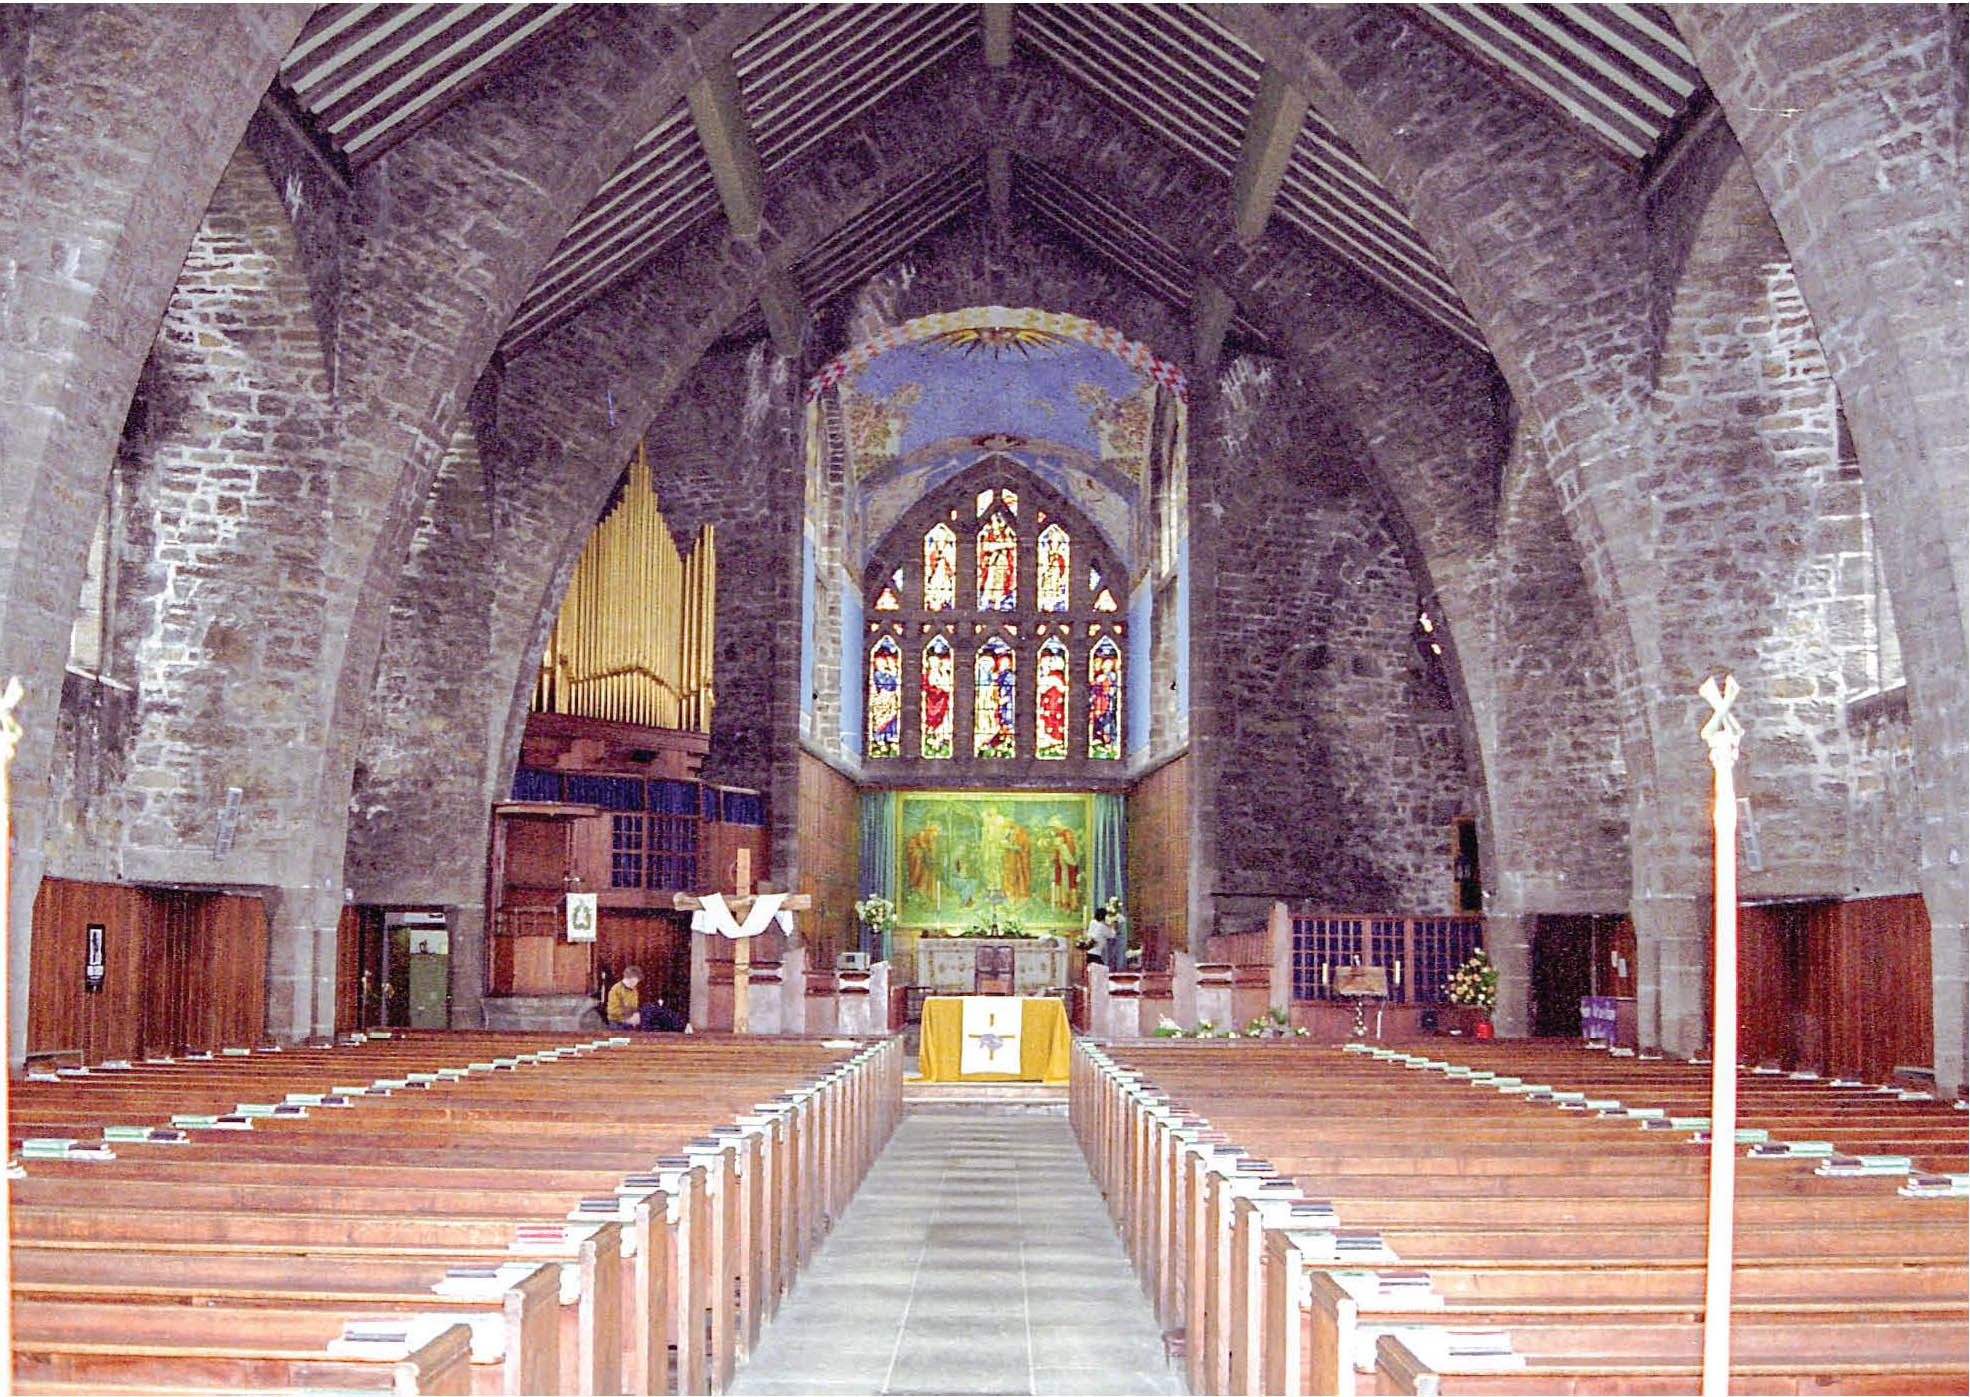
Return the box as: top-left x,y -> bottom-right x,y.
13,1032 -> 901,1395
1074,1039 -> 1968,1396
14,1249 -> 562,1394
14,1312 -> 476,1395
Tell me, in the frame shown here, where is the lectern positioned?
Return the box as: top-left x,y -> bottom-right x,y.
1333,963 -> 1389,1038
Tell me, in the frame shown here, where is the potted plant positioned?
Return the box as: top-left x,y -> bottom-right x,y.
1443,946 -> 1498,1037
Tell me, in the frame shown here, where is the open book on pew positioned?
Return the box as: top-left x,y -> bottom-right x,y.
19,1137 -> 114,1160
1747,1140 -> 1835,1158
1815,1154 -> 1914,1177
1370,1325 -> 1525,1375
431,1262 -> 544,1301
1331,1269 -> 1445,1312
329,1314 -> 503,1364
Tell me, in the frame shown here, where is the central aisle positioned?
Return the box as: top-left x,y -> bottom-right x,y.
730,1111 -> 1185,1396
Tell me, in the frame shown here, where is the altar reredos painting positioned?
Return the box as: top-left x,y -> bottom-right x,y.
895,790 -> 1092,930
811,308 -> 1183,485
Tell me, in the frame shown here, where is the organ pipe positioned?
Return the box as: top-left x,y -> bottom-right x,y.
532,444 -> 717,731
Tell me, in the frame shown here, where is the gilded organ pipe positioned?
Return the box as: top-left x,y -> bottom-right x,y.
531,443 -> 716,733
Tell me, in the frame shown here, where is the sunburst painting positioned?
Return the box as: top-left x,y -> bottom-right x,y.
920,324 -> 1073,359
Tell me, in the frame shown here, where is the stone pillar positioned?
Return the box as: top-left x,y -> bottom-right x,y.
1268,901 -> 1293,1013
773,937 -> 806,1034
447,901 -> 487,1029
1635,896 -> 1708,1059
7,836 -> 47,1069
266,882 -> 340,1042
837,963 -> 886,1037
1172,951 -> 1198,1028
1484,911 -> 1533,1039
689,932 -> 711,1033
1194,961 -> 1235,1032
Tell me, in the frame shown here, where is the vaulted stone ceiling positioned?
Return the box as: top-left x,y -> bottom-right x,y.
272,3 -> 1708,361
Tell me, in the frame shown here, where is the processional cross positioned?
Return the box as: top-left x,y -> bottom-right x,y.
1698,672 -> 1744,1397
672,848 -> 810,1033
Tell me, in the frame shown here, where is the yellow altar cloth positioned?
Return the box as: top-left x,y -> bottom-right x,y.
918,996 -> 1072,1083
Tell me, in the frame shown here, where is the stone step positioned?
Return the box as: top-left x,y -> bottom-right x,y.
902,1078 -> 1070,1115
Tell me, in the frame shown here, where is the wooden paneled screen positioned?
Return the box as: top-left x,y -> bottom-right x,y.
1735,895 -> 1933,1086
28,878 -> 268,1066
1290,913 -> 1484,1004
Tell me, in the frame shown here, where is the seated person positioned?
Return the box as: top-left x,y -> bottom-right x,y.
604,965 -> 689,1032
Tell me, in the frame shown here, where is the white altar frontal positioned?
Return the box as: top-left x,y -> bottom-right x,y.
916,937 -> 1069,996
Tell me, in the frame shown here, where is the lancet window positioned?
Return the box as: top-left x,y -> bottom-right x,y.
862,465 -> 1125,772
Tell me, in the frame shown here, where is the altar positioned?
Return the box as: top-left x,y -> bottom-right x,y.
916,936 -> 1070,995
917,995 -> 1072,1083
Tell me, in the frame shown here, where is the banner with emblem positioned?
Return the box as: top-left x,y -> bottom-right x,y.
565,892 -> 597,942
959,996 -> 1023,1075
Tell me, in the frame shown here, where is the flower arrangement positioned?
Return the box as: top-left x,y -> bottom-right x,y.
1241,1005 -> 1308,1039
929,910 -> 1047,939
1444,946 -> 1498,1011
853,895 -> 897,938
1150,1009 -> 1307,1040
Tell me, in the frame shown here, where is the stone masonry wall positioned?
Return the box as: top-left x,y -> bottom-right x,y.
345,416 -> 497,904
108,147 -> 336,890
1194,356 -> 1471,936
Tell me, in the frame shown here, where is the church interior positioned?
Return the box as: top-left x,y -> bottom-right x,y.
2,4 -> 1965,1394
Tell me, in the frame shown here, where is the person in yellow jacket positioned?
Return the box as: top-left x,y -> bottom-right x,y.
605,965 -> 688,1031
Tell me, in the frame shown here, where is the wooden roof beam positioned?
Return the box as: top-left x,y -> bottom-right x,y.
689,58 -> 807,356
983,4 -> 1013,69
1229,64 -> 1307,245
1191,278 -> 1235,381
688,59 -> 768,242
758,263 -> 808,360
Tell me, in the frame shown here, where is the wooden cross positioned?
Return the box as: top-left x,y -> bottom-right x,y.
672,848 -> 810,1033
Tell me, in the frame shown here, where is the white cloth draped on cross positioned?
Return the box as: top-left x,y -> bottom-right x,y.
687,890 -> 796,939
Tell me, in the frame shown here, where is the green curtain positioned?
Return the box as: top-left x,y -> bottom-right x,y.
1091,791 -> 1126,917
859,790 -> 897,960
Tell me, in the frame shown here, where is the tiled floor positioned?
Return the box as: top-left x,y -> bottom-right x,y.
730,1112 -> 1186,1396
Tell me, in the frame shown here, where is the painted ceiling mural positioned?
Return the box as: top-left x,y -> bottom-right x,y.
810,308 -> 1185,571
809,308 -> 1185,485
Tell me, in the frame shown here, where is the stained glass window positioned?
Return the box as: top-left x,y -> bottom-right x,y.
976,512 -> 1017,611
921,635 -> 954,759
924,523 -> 956,610
1036,637 -> 1069,760
1088,635 -> 1122,759
868,636 -> 901,758
974,637 -> 1017,758
1038,524 -> 1070,612
865,471 -> 1124,765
